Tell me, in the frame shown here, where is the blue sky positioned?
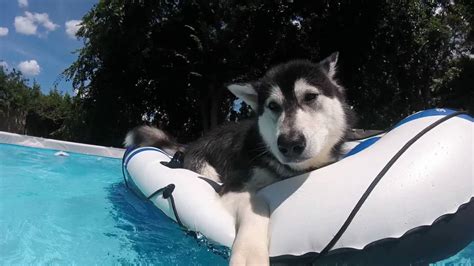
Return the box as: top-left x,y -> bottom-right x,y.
0,0 -> 97,94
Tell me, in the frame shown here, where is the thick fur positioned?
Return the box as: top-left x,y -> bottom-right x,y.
124,125 -> 184,155
184,120 -> 296,193
125,52 -> 354,265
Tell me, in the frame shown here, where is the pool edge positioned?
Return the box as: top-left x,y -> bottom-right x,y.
0,131 -> 124,158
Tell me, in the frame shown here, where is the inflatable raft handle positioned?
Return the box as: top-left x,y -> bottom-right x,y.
311,110 -> 469,263
122,147 -> 185,228
163,151 -> 185,168
147,183 -> 184,227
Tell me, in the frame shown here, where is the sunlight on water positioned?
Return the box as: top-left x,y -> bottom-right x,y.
0,144 -> 227,265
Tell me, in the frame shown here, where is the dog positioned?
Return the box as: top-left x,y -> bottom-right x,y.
125,52 -> 353,265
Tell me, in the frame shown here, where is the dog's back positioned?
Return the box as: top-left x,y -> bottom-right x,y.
124,125 -> 184,155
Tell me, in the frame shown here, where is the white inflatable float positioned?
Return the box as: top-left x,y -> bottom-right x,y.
123,109 -> 473,264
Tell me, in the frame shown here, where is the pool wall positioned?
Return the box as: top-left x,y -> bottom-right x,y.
0,131 -> 124,158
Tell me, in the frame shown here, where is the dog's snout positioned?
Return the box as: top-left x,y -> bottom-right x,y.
277,133 -> 306,157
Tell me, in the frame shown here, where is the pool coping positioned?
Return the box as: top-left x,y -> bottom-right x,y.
0,131 -> 124,158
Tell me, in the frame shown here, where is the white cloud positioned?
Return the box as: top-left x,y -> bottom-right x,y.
14,12 -> 59,36
18,0 -> 28,8
0,61 -> 9,70
14,16 -> 37,35
33,13 -> 59,31
18,60 -> 40,76
0,27 -> 8,36
65,20 -> 82,39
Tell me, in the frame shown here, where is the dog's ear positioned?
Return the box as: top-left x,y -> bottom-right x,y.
227,83 -> 258,110
319,52 -> 339,79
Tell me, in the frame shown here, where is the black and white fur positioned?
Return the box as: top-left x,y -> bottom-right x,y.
125,52 -> 353,265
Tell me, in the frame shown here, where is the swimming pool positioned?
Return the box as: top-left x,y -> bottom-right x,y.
0,143 -> 228,265
0,143 -> 472,264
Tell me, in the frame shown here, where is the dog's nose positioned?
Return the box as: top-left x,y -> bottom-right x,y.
277,133 -> 306,157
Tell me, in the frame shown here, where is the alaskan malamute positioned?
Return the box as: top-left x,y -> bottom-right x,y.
125,52 -> 354,265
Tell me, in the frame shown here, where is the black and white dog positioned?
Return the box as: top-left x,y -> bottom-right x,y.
125,52 -> 353,265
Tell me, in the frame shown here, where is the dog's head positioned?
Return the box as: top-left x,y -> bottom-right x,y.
228,53 -> 349,171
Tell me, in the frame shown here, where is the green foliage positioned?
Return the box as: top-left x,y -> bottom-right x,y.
434,56 -> 474,112
55,0 -> 471,146
341,0 -> 473,128
0,67 -> 72,139
0,67 -> 33,132
2,1 -> 471,146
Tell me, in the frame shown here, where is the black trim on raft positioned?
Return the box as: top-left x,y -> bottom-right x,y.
305,111 -> 469,263
122,146 -> 174,189
346,129 -> 385,141
121,164 -> 129,188
121,150 -> 130,188
121,147 -> 184,227
270,197 -> 473,264
121,145 -> 139,189
147,184 -> 184,227
147,184 -> 175,200
124,147 -> 172,168
163,151 -> 185,168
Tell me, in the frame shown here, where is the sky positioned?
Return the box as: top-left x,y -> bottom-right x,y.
0,0 -> 98,94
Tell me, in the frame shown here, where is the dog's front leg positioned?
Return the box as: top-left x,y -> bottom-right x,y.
224,192 -> 270,266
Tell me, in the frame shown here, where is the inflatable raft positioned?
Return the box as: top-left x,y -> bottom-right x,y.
123,109 -> 473,264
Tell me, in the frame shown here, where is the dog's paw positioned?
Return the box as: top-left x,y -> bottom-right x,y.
229,247 -> 269,266
230,230 -> 269,266
227,192 -> 271,265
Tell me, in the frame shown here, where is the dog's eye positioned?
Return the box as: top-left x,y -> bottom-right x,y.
267,101 -> 281,112
304,93 -> 319,103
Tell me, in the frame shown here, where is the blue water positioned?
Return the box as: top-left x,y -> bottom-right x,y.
0,144 -> 228,265
0,144 -> 472,265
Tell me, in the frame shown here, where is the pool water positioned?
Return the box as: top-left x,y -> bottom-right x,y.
0,143 -> 472,265
0,144 -> 228,265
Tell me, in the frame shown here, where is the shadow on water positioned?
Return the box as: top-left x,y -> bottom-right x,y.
105,182 -> 229,265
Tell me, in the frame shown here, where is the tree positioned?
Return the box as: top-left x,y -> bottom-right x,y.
64,0 -> 317,145
0,66 -> 73,138
290,0 -> 473,128
64,0 -> 473,146
0,67 -> 31,132
25,88 -> 73,138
